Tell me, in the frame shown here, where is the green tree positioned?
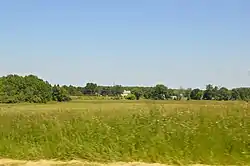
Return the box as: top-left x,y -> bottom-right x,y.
23,75 -> 52,103
237,88 -> 250,101
0,74 -> 52,103
0,75 -> 25,103
111,85 -> 124,96
151,84 -> 169,100
190,88 -> 203,100
131,88 -> 143,100
100,86 -> 112,96
184,88 -> 192,100
52,85 -> 71,102
143,87 -> 153,99
217,87 -> 231,101
203,84 -> 214,100
84,83 -> 98,95
231,88 -> 241,100
62,85 -> 83,96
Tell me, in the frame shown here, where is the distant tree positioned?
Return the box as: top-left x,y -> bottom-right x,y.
190,88 -> 203,100
62,85 -> 83,96
23,75 -> 52,103
52,85 -> 71,102
184,88 -> 192,100
167,89 -> 174,96
143,87 -> 153,99
111,85 -> 124,96
151,84 -> 169,100
235,88 -> 250,101
217,87 -> 231,101
100,86 -> 112,96
84,83 -> 98,95
231,88 -> 241,100
178,86 -> 186,98
131,88 -> 143,100
0,74 -> 52,103
0,78 -> 3,99
213,86 -> 220,100
170,88 -> 183,100
0,74 -> 24,103
203,84 -> 214,100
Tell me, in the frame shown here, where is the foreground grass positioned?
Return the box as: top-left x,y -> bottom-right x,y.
0,101 -> 249,165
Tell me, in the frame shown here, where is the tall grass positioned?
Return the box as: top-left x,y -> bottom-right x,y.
0,101 -> 249,165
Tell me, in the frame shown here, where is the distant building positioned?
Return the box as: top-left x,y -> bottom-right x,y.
170,94 -> 184,100
170,96 -> 177,100
121,90 -> 131,97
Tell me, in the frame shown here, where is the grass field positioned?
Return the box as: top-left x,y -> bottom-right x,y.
0,100 -> 249,165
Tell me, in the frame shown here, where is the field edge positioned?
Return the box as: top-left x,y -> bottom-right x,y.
0,158 -> 237,166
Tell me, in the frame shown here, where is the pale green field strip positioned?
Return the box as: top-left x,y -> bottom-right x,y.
0,159 -> 241,166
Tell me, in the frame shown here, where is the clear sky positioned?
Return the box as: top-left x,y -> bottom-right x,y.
0,0 -> 249,89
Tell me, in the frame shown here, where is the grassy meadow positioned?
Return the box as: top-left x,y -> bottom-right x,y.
0,100 -> 249,165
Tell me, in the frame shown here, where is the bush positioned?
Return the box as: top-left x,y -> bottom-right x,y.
125,94 -> 136,100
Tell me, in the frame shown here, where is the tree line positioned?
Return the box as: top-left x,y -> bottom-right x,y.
64,83 -> 250,101
0,74 -> 249,103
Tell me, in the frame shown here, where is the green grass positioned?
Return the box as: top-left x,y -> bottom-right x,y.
0,100 -> 249,165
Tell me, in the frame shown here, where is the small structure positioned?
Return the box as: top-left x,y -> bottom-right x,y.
121,90 -> 131,97
170,95 -> 177,100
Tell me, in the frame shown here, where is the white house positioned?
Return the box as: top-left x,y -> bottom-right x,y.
121,90 -> 131,97
170,95 -> 177,100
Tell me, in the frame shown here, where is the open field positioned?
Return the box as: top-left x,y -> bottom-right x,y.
0,100 -> 249,165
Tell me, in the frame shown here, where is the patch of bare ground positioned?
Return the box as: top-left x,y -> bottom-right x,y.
0,159 -> 239,166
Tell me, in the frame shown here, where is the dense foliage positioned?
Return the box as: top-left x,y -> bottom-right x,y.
0,74 -> 71,103
64,83 -> 250,101
0,74 -> 250,103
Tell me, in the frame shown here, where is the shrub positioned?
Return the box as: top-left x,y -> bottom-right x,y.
125,94 -> 136,100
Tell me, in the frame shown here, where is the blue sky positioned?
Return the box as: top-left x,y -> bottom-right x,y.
0,0 -> 249,89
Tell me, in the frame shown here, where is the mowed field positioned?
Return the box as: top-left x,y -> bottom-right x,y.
0,100 -> 249,165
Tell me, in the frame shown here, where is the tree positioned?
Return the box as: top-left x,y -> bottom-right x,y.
190,88 -> 203,100
111,85 -> 124,96
0,74 -> 52,103
203,84 -> 214,100
213,86 -> 220,100
167,89 -> 174,96
143,87 -> 153,99
217,87 -> 231,101
236,88 -> 250,101
63,85 -> 83,96
0,74 -> 25,103
131,88 -> 143,100
52,85 -> 71,102
23,75 -> 52,103
184,88 -> 192,100
231,88 -> 241,100
84,83 -> 98,95
100,86 -> 112,96
151,84 -> 169,100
